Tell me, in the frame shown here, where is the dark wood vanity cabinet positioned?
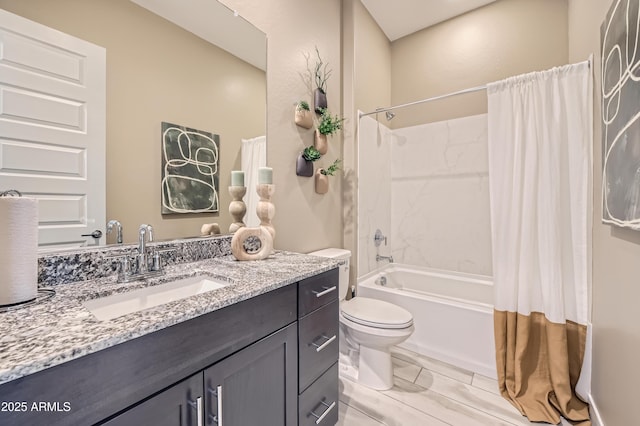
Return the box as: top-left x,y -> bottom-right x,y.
103,323 -> 298,426
0,267 -> 339,426
297,269 -> 340,426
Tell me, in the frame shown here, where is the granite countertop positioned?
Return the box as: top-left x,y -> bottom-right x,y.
0,251 -> 338,385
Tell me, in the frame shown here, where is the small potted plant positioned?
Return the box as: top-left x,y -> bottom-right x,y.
313,47 -> 331,114
315,108 -> 345,155
294,100 -> 313,129
315,158 -> 341,194
296,145 -> 321,177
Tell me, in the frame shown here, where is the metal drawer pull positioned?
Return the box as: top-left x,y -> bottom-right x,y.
187,396 -> 203,426
310,400 -> 336,424
206,386 -> 222,425
312,286 -> 337,298
216,385 -> 223,426
311,334 -> 337,352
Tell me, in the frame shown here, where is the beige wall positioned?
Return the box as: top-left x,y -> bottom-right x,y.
390,0 -> 568,129
1,0 -> 266,244
221,0 -> 343,254
569,1 -> 640,424
342,0 -> 392,282
352,1 -> 392,116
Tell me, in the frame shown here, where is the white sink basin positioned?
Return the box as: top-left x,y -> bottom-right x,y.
83,275 -> 229,321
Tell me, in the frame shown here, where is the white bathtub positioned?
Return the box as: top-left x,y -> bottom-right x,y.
357,264 -> 497,379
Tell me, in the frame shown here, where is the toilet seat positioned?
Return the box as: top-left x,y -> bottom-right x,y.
341,297 -> 413,329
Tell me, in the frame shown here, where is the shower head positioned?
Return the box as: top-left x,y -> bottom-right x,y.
385,111 -> 395,121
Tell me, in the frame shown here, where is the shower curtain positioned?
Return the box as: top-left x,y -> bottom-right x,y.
241,135 -> 266,227
487,61 -> 591,425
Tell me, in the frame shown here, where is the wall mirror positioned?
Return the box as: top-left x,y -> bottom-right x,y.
0,0 -> 267,249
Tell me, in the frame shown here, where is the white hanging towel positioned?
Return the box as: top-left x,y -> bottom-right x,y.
241,136 -> 267,227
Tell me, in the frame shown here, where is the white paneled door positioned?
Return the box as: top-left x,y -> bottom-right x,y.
0,9 -> 106,249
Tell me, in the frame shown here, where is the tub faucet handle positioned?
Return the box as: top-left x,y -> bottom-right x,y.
374,229 -> 387,247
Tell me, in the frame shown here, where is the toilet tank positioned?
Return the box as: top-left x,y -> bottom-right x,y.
308,248 -> 351,300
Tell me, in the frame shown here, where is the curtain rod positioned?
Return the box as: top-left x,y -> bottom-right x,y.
359,57 -> 592,119
359,84 -> 487,119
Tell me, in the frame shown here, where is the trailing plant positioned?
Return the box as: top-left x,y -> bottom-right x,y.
317,108 -> 345,136
296,100 -> 310,112
314,46 -> 332,93
321,159 -> 341,176
302,146 -> 322,162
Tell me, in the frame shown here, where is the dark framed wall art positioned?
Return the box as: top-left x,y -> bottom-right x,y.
161,122 -> 220,214
601,0 -> 640,229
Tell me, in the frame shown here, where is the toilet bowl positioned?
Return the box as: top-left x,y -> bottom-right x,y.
308,248 -> 415,391
340,296 -> 414,390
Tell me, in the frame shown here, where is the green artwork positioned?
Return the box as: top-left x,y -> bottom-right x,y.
161,122 -> 219,214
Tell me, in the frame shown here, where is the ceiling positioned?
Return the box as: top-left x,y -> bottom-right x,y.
361,0 -> 498,41
131,0 -> 267,70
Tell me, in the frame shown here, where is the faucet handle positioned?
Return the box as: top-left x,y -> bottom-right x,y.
374,229 -> 387,247
121,256 -> 132,275
138,224 -> 154,240
148,247 -> 175,272
106,252 -> 133,279
150,250 -> 161,272
145,224 -> 154,242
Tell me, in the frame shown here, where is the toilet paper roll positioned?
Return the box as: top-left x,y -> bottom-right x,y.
0,196 -> 38,306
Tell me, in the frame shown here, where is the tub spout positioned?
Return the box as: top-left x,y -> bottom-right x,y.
376,254 -> 394,263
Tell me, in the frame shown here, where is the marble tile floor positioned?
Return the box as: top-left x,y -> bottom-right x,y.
338,346 -> 571,426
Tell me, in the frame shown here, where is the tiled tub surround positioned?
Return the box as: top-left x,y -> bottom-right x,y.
0,248 -> 338,385
390,114 -> 492,276
357,114 -> 492,278
357,114 -> 392,276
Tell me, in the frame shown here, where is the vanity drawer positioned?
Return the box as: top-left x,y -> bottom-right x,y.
298,268 -> 339,317
298,363 -> 339,426
298,299 -> 339,392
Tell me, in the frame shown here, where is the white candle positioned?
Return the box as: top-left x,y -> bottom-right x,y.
258,167 -> 273,184
231,170 -> 245,187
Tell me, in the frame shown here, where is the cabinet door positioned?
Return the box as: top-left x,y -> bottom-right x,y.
204,323 -> 297,426
101,373 -> 203,426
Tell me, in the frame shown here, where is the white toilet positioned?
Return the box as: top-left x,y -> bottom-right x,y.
309,248 -> 414,390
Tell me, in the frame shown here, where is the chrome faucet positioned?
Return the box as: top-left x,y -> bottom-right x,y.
136,224 -> 154,274
106,220 -> 123,244
376,254 -> 394,263
109,223 -> 170,283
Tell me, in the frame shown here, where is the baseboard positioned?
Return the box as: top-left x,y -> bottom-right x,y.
576,322 -> 592,400
589,394 -> 604,426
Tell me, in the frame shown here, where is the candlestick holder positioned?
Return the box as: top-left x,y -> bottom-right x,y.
228,186 -> 247,234
231,184 -> 275,261
256,184 -> 275,242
